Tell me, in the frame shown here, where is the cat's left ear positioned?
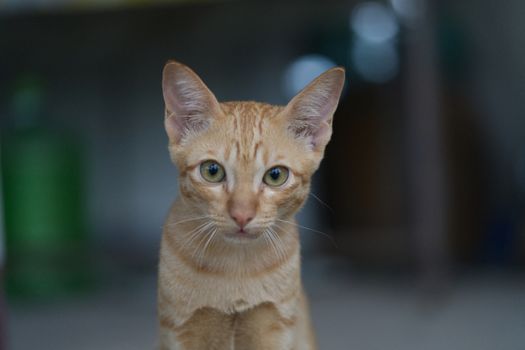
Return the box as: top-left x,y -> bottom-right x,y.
282,67 -> 345,152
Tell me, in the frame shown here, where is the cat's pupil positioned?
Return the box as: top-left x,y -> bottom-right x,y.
208,163 -> 218,176
270,168 -> 280,180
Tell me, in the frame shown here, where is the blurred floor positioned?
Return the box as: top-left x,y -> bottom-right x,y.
8,257 -> 525,350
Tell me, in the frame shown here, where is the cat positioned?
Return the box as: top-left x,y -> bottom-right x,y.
158,60 -> 345,350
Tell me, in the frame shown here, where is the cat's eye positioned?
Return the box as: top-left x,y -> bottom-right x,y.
200,160 -> 226,183
263,166 -> 289,187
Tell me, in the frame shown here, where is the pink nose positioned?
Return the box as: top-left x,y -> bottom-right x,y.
229,207 -> 255,228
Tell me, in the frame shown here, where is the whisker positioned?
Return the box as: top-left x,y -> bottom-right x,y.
262,229 -> 271,250
268,227 -> 287,262
191,224 -> 216,262
264,229 -> 282,262
309,192 -> 334,213
191,231 -> 210,261
164,215 -> 212,227
274,219 -> 338,248
268,226 -> 287,262
179,221 -> 214,252
199,227 -> 218,266
185,220 -> 213,238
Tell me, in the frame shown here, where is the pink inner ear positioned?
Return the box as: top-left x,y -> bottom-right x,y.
164,114 -> 183,143
310,122 -> 332,150
162,62 -> 221,144
284,67 -> 345,151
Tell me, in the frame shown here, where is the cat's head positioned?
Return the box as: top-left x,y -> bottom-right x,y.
162,61 -> 344,243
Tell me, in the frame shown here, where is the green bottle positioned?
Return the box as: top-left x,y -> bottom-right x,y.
1,76 -> 91,299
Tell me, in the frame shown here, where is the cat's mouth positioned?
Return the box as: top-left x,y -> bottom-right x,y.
224,228 -> 260,241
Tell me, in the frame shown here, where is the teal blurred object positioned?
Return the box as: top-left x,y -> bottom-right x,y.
0,76 -> 91,299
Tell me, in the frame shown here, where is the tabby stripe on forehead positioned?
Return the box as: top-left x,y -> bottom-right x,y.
252,141 -> 261,159
245,110 -> 257,159
257,113 -> 264,138
224,143 -> 231,162
233,113 -> 238,132
235,140 -> 241,160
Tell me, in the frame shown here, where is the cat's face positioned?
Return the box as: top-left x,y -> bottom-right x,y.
162,61 -> 344,243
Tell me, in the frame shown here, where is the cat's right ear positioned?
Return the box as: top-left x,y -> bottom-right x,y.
282,66 -> 345,153
162,61 -> 221,144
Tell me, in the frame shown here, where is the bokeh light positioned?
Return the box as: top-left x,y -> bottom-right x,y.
351,1 -> 399,44
349,1 -> 400,83
283,54 -> 338,99
390,0 -> 423,22
351,39 -> 399,83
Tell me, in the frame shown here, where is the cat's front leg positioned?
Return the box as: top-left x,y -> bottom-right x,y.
234,302 -> 298,350
160,307 -> 236,350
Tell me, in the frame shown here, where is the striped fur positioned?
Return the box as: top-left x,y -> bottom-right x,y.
159,61 -> 344,349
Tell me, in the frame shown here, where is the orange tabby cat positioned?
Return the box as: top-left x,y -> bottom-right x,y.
158,60 -> 344,350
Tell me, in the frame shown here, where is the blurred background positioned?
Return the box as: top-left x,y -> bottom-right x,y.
1,0 -> 525,349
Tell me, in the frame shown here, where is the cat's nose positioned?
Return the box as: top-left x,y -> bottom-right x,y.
229,206 -> 255,229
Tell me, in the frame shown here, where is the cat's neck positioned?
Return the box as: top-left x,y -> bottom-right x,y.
162,199 -> 300,277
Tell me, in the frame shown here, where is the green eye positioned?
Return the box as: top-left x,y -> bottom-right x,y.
263,166 -> 289,187
200,160 -> 226,183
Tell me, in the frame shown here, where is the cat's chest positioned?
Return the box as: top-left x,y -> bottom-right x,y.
159,245 -> 300,326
